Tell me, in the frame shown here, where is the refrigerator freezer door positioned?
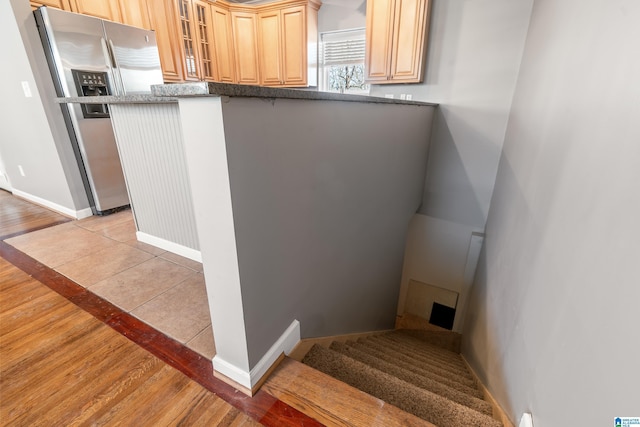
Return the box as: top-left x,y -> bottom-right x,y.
103,21 -> 163,94
35,7 -> 130,213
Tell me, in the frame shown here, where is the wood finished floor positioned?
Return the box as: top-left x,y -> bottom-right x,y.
1,191 -> 430,426
0,257 -> 259,426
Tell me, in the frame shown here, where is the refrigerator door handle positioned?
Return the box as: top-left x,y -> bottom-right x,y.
101,38 -> 123,95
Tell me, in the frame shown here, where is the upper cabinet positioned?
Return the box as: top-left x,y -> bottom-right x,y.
147,0 -> 184,82
192,0 -> 217,81
230,10 -> 260,85
69,0 -> 122,21
177,0 -> 201,81
365,0 -> 431,84
257,2 -> 319,87
210,4 -> 236,83
118,0 -> 151,30
30,0 -> 72,11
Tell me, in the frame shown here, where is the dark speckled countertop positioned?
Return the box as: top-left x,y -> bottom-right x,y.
56,82 -> 437,107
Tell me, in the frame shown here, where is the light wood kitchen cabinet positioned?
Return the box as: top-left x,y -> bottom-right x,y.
147,0 -> 184,82
177,0 -> 201,81
231,10 -> 260,85
210,3 -> 236,83
117,0 -> 151,30
257,9 -> 283,86
70,0 -> 122,22
365,0 -> 431,84
258,4 -> 314,87
30,0 -> 73,11
192,0 -> 217,81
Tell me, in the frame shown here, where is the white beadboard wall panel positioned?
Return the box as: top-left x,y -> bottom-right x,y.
110,103 -> 200,251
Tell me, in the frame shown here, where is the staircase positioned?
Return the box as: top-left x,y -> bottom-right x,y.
301,329 -> 502,427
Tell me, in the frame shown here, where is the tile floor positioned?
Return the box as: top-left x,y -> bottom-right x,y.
5,209 -> 216,359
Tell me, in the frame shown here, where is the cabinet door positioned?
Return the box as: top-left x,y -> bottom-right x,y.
231,11 -> 260,85
389,0 -> 427,82
118,0 -> 151,30
31,0 -> 73,11
257,10 -> 283,86
147,0 -> 184,82
280,6 -> 306,86
178,0 -> 200,81
70,0 -> 122,22
365,0 -> 394,82
211,4 -> 236,83
193,0 -> 217,81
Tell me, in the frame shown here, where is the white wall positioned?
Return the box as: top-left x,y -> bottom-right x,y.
0,0 -> 88,214
463,0 -> 640,425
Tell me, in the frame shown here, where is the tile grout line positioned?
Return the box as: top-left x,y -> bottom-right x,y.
0,227 -> 323,427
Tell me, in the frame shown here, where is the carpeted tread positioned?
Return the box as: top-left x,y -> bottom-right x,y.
376,333 -> 469,366
302,344 -> 501,427
350,340 -> 477,388
345,340 -> 484,398
368,335 -> 472,375
395,329 -> 462,353
360,337 -> 476,383
330,341 -> 493,415
381,332 -> 467,363
369,335 -> 472,374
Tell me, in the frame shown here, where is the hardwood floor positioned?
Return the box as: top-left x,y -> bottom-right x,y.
0,190 -> 71,239
0,257 -> 259,426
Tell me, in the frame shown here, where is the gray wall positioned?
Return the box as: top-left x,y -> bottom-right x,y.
221,98 -> 434,366
0,0 -> 88,212
317,0 -> 534,317
318,0 -> 366,32
463,0 -> 640,425
368,0 -> 534,322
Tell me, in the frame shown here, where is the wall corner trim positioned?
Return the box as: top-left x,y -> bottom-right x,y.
212,319 -> 301,393
11,189 -> 91,219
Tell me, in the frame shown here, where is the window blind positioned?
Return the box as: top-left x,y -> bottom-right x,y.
320,29 -> 366,66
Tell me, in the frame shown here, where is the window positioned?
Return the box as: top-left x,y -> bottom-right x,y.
319,29 -> 369,95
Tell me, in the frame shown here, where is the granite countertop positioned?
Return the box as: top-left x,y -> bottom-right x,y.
56,82 -> 437,107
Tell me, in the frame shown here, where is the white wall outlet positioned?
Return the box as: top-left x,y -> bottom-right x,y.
406,94 -> 413,100
400,94 -> 407,100
519,413 -> 533,427
21,81 -> 32,98
18,165 -> 25,177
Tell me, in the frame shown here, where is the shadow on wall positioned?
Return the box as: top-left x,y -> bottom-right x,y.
419,107 -> 488,229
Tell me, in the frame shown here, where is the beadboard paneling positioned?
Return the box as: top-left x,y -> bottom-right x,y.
110,103 -> 200,253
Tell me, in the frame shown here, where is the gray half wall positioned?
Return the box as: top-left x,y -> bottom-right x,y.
221,97 -> 435,367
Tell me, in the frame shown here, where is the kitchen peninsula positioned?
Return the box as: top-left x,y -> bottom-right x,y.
58,83 -> 437,394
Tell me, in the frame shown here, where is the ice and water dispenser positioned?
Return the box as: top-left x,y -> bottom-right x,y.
71,70 -> 111,118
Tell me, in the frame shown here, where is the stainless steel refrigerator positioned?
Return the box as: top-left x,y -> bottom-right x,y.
34,7 -> 163,214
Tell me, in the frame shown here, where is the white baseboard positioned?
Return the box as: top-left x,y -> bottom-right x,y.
213,319 -> 301,392
136,231 -> 202,262
12,189 -> 92,219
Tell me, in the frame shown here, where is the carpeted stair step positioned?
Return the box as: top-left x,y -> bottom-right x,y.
394,328 -> 462,353
329,341 -> 493,416
344,340 -> 484,399
366,335 -> 473,378
356,338 -> 477,387
376,333 -> 470,368
380,331 -> 469,365
302,344 -> 502,427
369,335 -> 473,376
